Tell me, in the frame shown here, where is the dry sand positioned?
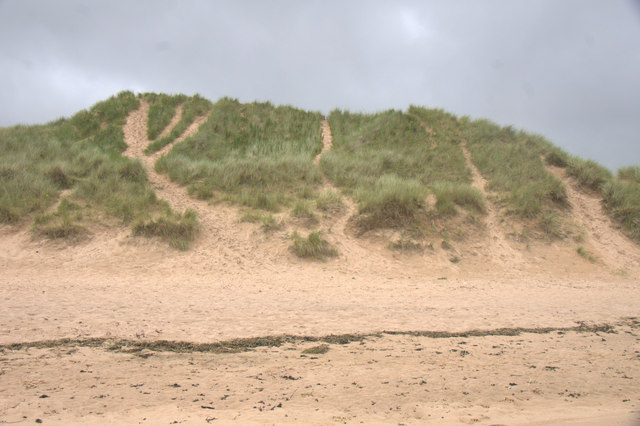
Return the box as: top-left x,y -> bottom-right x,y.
1,102 -> 639,425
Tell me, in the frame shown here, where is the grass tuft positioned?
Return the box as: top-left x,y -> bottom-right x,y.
133,209 -> 199,250
356,174 -> 427,231
260,214 -> 285,233
316,189 -> 344,213
566,158 -> 612,191
290,230 -> 338,260
617,166 -> 640,185
577,246 -> 597,263
601,179 -> 640,241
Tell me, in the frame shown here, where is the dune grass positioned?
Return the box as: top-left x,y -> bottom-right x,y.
321,107 -> 478,232
432,182 -> 486,216
461,119 -> 568,227
532,136 -> 640,241
144,94 -> 213,154
155,98 -> 324,211
601,179 -> 640,241
316,189 -> 344,213
3,91 -> 639,248
618,166 -> 640,185
290,230 -> 338,260
142,93 -> 187,141
133,208 -> 199,250
0,91 -> 198,248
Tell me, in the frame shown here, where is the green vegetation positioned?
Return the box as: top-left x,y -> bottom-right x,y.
567,158 -> 612,191
155,98 -> 324,211
291,199 -> 317,224
601,179 -> 640,241
322,108 -> 470,191
238,210 -> 284,233
290,230 -> 338,260
618,166 -> 640,185
142,93 -> 187,140
577,246 -> 597,263
462,119 -> 567,219
322,107 -> 480,233
315,189 -> 344,213
0,91 -> 198,248
33,199 -> 87,241
432,182 -> 485,216
144,94 -> 213,154
355,174 -> 427,231
133,208 -> 198,250
534,136 -> 640,242
2,91 -> 639,249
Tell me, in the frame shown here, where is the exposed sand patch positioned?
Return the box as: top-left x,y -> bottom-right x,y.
547,165 -> 640,273
461,145 -> 523,266
154,103 -> 183,140
1,321 -> 638,425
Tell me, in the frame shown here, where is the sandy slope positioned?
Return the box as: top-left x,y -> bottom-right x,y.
1,104 -> 640,424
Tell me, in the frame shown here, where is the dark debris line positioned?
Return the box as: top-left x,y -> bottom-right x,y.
1,320 -> 635,354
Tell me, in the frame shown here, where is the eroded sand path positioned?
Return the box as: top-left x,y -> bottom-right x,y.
314,119 -> 378,264
122,101 -> 271,266
461,145 -> 523,265
548,165 -> 640,273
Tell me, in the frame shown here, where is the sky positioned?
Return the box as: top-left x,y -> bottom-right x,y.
1,0 -> 639,171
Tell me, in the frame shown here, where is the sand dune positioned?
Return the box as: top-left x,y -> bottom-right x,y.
1,102 -> 639,424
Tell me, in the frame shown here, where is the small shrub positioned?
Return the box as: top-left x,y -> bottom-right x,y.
290,230 -> 338,260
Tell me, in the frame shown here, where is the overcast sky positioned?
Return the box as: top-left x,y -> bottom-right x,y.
1,0 -> 639,170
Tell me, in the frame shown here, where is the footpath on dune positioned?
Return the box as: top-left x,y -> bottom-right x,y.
122,101 -> 257,265
461,144 -> 524,266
